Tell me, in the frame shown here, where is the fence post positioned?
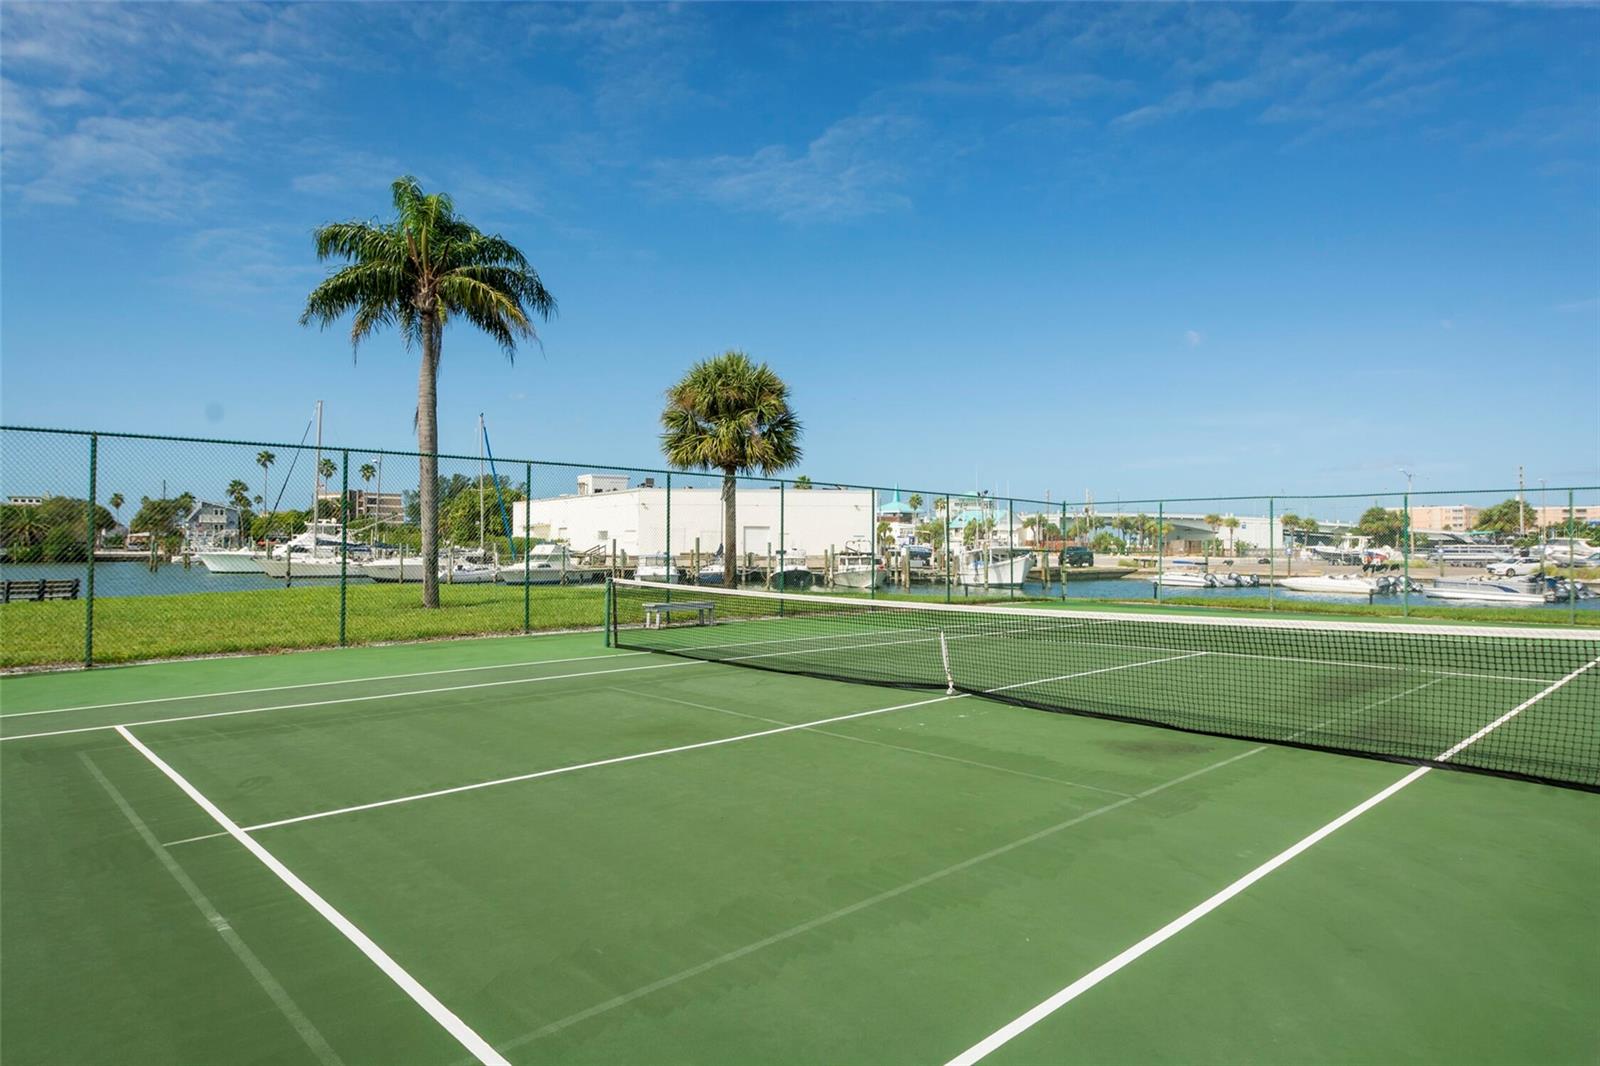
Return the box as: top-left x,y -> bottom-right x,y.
604,576 -> 613,648
339,449 -> 349,645
1155,502 -> 1164,603
1401,491 -> 1410,618
1008,497 -> 1016,602
1570,489 -> 1578,624
1267,497 -> 1275,611
84,433 -> 98,667
934,492 -> 947,601
523,461 -> 532,633
870,489 -> 877,601
778,481 -> 785,614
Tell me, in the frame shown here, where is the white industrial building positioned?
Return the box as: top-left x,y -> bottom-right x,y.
512,473 -> 877,558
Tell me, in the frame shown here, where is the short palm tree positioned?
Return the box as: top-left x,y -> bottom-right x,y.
661,351 -> 801,585
301,176 -> 554,607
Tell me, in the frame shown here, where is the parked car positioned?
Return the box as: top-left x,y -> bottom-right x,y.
1485,558 -> 1544,578
1061,546 -> 1095,568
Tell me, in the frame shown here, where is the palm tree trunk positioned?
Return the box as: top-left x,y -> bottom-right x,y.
418,314 -> 441,608
722,468 -> 737,586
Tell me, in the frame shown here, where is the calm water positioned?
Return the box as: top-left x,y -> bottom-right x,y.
889,576 -> 1600,613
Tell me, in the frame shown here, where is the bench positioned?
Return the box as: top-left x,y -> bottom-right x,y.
641,600 -> 716,629
1,578 -> 82,603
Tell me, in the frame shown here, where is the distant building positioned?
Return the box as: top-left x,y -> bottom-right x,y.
183,500 -> 242,547
6,495 -> 44,507
1535,504 -> 1599,529
316,490 -> 405,522
512,475 -> 875,558
1406,504 -> 1482,532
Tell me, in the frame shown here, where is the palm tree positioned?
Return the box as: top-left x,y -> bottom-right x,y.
908,493 -> 923,512
793,475 -> 813,490
359,463 -> 377,485
301,176 -> 555,607
226,480 -> 251,509
1223,515 -> 1240,556
256,451 -> 276,510
661,351 -> 802,585
108,493 -> 124,523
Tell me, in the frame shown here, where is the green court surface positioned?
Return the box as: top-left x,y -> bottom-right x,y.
2,628 -> 1596,1065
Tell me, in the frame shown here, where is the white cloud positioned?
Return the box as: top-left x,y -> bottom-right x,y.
651,113 -> 922,222
1185,330 -> 1203,347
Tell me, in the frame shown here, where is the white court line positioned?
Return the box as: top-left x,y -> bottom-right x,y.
115,726 -> 509,1066
942,655 -> 1600,1066
0,659 -> 703,743
482,744 -> 1272,1060
223,650 -> 1210,838
80,753 -> 345,1066
0,652 -> 647,719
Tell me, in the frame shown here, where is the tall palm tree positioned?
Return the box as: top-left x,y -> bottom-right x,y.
1223,515 -> 1240,556
256,451 -> 276,511
301,176 -> 555,607
661,351 -> 802,585
908,493 -> 923,512
359,462 -> 377,485
108,493 -> 124,523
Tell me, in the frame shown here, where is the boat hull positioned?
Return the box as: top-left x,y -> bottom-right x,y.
1421,584 -> 1547,606
831,566 -> 886,590
195,550 -> 262,574
957,552 -> 1035,588
1277,576 -> 1378,597
256,555 -> 350,579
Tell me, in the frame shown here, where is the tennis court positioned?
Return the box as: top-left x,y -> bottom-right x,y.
2,583 -> 1596,1064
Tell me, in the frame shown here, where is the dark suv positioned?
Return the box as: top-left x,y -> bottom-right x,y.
1061,546 -> 1095,568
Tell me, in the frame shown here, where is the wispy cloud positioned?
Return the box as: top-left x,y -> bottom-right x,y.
1555,296 -> 1599,313
1185,330 -> 1203,348
651,113 -> 922,222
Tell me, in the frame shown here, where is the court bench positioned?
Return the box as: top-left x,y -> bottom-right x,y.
1,578 -> 82,603
641,600 -> 716,628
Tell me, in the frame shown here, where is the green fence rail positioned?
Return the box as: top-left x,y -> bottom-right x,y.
1,424 -> 1595,669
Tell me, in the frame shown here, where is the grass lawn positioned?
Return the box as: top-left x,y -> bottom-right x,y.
2,580 -> 1591,671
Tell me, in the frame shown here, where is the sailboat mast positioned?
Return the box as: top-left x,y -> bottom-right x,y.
312,400 -> 323,523
478,413 -> 486,553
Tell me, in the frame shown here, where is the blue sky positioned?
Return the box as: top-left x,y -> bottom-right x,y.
2,2 -> 1597,504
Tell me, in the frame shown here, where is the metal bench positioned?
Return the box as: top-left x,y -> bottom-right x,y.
641,600 -> 716,629
1,578 -> 82,603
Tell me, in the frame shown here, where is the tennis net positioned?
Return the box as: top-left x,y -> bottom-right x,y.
608,579 -> 1600,790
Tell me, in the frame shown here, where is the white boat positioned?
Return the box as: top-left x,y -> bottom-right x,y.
362,556 -> 426,583
831,549 -> 887,590
498,543 -> 603,585
1155,571 -> 1214,588
957,547 -> 1036,588
1421,579 -> 1550,606
634,553 -> 686,583
363,553 -> 498,584
1277,575 -> 1378,597
441,561 -> 498,585
769,549 -> 814,590
195,548 -> 262,574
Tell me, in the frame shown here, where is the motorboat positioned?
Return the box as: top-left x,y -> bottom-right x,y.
769,549 -> 815,590
633,553 -> 687,583
1155,571 -> 1215,588
498,543 -> 604,585
1277,575 -> 1379,597
831,546 -> 887,590
1421,578 -> 1551,606
956,546 -> 1036,588
194,547 -> 263,574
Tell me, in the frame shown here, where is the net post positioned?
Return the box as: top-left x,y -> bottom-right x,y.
1155,501 -> 1165,603
1059,501 -> 1067,602
603,576 -> 613,647
84,432 -> 98,667
1267,497 -> 1275,611
523,461 -> 532,632
665,471 -> 673,602
338,450 -> 349,645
